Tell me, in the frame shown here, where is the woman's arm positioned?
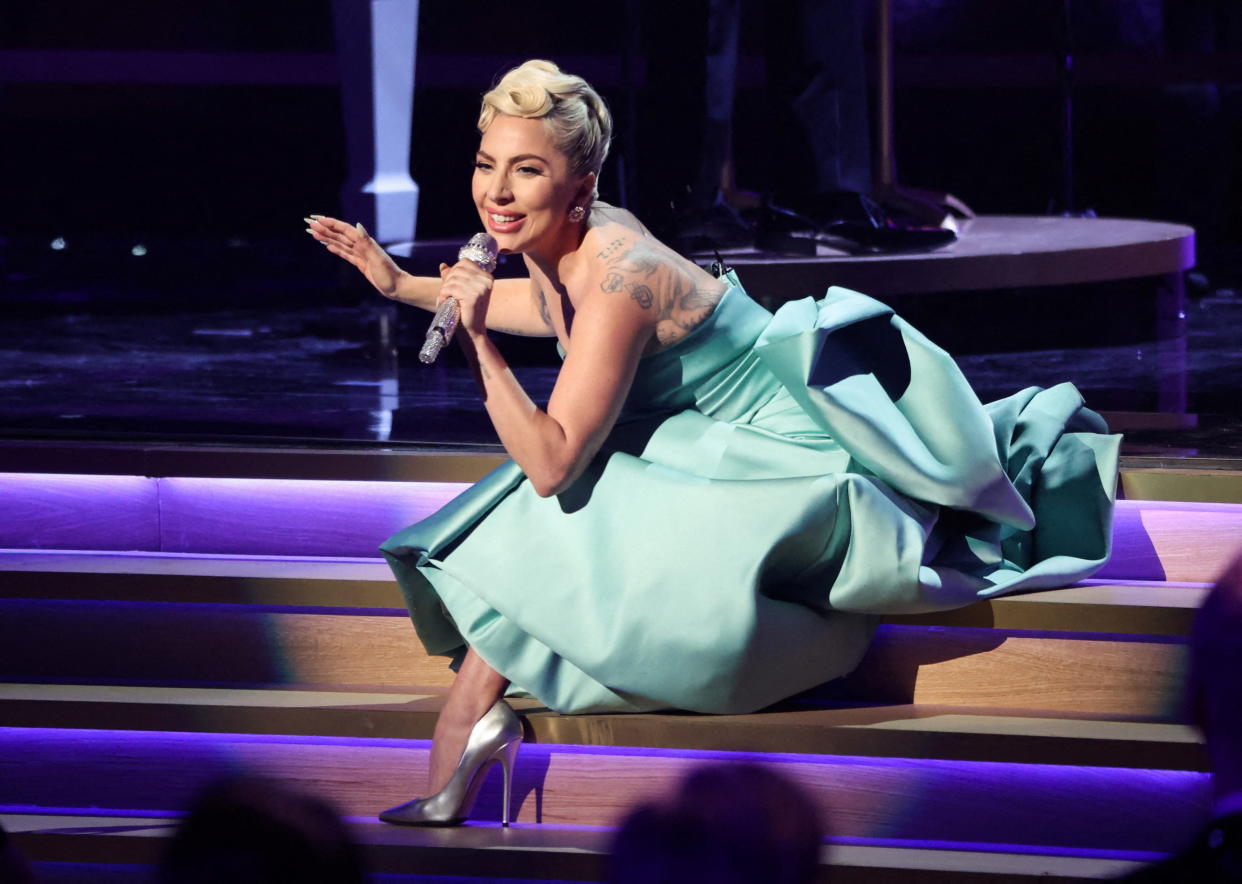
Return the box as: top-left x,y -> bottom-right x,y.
392,271 -> 555,337
444,243 -> 662,497
462,293 -> 650,496
307,216 -> 555,337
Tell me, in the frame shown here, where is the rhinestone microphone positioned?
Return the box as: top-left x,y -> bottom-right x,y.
418,233 -> 499,364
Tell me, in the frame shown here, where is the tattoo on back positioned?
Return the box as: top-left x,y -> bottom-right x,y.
597,240 -> 723,347
596,237 -> 626,261
629,284 -> 654,309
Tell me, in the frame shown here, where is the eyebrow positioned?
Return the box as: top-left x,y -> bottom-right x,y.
476,150 -> 550,165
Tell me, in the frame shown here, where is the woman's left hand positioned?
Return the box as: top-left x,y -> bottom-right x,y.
437,259 -> 495,338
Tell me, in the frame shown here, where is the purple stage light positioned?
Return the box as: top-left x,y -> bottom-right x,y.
0,473 -> 469,556
0,726 -> 1212,852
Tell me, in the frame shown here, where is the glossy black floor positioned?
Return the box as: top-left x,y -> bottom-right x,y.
2,234 -> 1241,461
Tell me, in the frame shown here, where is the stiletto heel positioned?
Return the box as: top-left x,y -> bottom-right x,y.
497,737 -> 519,826
379,699 -> 523,827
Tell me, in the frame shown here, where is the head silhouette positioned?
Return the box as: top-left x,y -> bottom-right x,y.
158,775 -> 366,884
1190,552 -> 1242,799
609,762 -> 824,884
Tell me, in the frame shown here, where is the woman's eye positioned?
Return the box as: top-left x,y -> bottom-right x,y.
518,166 -> 541,175
473,161 -> 492,172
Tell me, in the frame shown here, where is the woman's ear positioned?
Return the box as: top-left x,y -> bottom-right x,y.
574,171 -> 597,209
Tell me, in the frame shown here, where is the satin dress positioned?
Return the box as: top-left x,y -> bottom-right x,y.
381,271 -> 1121,715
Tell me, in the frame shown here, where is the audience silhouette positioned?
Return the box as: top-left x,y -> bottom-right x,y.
0,821 -> 35,884
157,775 -> 367,884
608,762 -> 824,883
1121,552 -> 1242,881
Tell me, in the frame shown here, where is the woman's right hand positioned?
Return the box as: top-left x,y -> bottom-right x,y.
305,215 -> 402,298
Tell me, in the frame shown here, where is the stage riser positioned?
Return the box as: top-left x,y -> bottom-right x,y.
2,474 -> 1241,583
0,693 -> 1203,771
25,864 -> 590,884
0,560 -> 1209,638
0,600 -> 1187,717
10,829 -> 1146,884
30,863 -> 152,884
0,728 -> 1211,853
0,599 -> 450,688
836,626 -> 1187,718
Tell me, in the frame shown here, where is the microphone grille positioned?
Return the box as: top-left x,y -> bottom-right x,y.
459,233 -> 499,272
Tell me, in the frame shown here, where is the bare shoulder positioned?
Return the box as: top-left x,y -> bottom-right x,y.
586,201 -> 652,237
578,220 -> 728,352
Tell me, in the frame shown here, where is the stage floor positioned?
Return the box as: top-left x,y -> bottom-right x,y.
2,233 -> 1240,461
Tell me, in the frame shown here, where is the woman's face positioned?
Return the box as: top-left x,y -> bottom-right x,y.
472,114 -> 586,256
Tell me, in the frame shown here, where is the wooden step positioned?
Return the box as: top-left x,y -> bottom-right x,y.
0,552 -> 398,607
0,727 -> 1211,852
0,684 -> 1205,771
0,599 -> 1192,717
1120,465 -> 1242,505
4,474 -> 1242,580
0,567 -> 1197,715
832,623 -> 1188,718
0,552 -> 1209,635
9,436 -> 1236,507
2,811 -> 1156,883
1102,499 -> 1242,583
0,598 -> 453,687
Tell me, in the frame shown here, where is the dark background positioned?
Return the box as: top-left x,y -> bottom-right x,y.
2,0 -> 1241,265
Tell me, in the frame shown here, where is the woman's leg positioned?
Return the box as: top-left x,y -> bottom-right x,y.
427,647 -> 510,794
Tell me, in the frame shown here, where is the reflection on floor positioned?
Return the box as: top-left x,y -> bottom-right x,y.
1,236 -> 1240,461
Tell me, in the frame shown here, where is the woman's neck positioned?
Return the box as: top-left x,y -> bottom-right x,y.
524,223 -> 588,292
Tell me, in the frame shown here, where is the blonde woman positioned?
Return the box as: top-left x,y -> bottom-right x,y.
308,59 -> 1120,827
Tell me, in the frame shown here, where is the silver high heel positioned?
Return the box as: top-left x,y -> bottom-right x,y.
379,699 -> 524,827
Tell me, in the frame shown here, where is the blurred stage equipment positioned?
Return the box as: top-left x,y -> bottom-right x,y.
331,0 -> 421,245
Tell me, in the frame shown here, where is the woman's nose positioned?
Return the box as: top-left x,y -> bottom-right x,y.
488,173 -> 513,204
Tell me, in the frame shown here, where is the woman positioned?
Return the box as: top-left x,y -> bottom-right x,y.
308,59 -> 1120,827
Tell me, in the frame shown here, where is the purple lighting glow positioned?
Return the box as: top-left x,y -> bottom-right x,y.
0,473 -> 468,556
0,726 -> 1214,852
2,471 -> 1241,574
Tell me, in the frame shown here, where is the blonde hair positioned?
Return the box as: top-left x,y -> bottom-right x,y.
478,59 -> 612,198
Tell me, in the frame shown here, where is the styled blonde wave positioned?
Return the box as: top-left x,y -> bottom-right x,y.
478,59 -> 612,197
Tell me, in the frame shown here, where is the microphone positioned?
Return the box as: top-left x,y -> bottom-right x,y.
419,233 -> 499,364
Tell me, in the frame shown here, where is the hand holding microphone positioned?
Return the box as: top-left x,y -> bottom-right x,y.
419,233 -> 499,364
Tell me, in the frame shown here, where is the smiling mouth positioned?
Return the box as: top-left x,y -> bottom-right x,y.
488,212 -> 524,225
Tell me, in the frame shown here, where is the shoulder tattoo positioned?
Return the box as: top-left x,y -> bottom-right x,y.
598,241 -> 663,310
598,241 -> 720,345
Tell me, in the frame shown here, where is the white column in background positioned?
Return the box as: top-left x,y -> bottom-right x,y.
332,0 -> 420,244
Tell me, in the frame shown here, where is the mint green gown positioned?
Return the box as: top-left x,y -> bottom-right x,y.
380,272 -> 1121,715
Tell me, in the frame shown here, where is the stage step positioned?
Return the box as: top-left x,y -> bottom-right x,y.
0,725 -> 1209,853
3,476 -> 1242,582
3,811 -> 1153,883
0,685 -> 1205,770
0,582 -> 1199,716
1,488 -> 1230,879
7,437 -> 1240,505
0,551 -> 1208,631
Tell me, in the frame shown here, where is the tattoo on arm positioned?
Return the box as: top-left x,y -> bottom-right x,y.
532,279 -> 554,331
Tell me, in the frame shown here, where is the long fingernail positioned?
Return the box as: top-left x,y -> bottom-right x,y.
304,217 -> 317,225
355,222 -> 367,235
309,214 -> 323,219
305,228 -> 316,235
